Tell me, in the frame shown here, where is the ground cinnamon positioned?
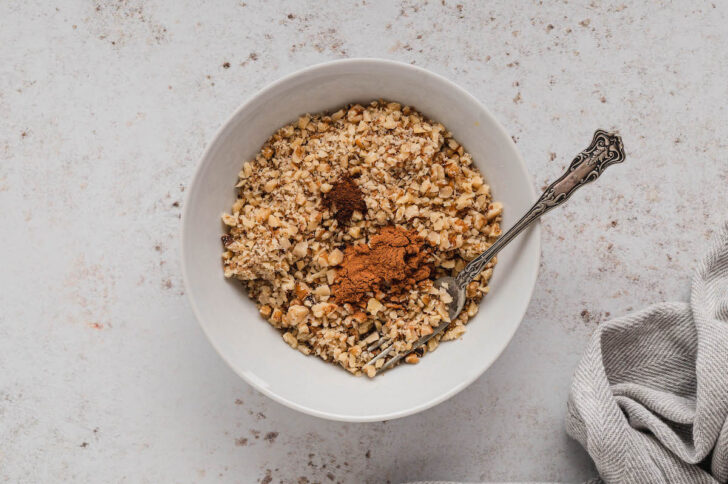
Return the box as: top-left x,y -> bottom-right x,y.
322,175 -> 367,226
332,226 -> 432,305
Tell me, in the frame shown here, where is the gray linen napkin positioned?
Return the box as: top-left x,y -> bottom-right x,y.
566,220 -> 728,483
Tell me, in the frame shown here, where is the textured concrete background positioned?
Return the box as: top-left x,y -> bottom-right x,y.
2,0 -> 727,482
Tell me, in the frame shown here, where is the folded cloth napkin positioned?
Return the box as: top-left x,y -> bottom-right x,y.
567,221 -> 728,483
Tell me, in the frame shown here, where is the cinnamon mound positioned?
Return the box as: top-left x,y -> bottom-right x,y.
332,226 -> 432,305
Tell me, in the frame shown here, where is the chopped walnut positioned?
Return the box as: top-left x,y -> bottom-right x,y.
220,100 -> 502,376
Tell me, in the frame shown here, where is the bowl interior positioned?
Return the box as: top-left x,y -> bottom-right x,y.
182,59 -> 539,421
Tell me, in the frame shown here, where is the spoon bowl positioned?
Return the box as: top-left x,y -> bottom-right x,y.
435,276 -> 466,322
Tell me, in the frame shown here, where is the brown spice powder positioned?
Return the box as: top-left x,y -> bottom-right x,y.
332,226 -> 432,305
322,175 -> 367,226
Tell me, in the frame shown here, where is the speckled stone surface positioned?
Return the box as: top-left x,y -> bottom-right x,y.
2,1 -> 727,482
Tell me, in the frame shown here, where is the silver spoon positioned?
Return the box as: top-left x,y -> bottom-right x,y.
369,129 -> 626,373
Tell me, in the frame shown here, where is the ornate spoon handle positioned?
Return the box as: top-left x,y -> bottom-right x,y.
455,129 -> 626,288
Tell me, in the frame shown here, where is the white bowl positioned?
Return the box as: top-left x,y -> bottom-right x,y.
182,59 -> 540,422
